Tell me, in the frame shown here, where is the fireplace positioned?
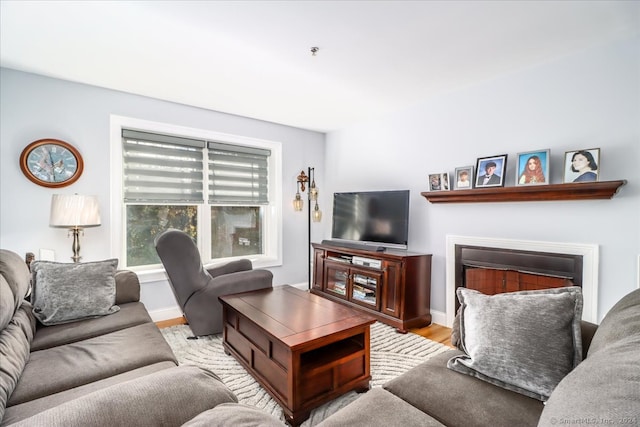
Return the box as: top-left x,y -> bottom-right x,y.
456,245 -> 582,313
446,236 -> 599,326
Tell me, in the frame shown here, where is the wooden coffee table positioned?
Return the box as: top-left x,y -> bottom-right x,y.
219,285 -> 375,426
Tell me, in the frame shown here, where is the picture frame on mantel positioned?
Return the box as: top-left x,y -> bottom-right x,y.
454,166 -> 474,190
564,148 -> 600,183
516,149 -> 550,186
428,172 -> 450,191
475,154 -> 507,188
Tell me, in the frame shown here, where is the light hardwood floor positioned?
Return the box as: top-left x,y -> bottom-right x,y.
155,316 -> 187,329
410,323 -> 453,347
156,316 -> 453,347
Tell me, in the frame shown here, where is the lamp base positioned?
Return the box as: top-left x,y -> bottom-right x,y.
70,227 -> 83,263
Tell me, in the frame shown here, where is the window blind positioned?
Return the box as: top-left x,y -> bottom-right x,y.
208,142 -> 270,205
122,130 -> 205,203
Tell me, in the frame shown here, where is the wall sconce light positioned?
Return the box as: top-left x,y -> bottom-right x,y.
49,194 -> 101,262
293,170 -> 308,211
293,172 -> 305,211
294,168 -> 322,219
294,167 -> 322,289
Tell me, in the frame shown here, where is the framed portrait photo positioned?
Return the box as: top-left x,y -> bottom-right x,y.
428,172 -> 450,192
475,154 -> 507,188
564,148 -> 600,183
516,149 -> 550,186
454,166 -> 474,190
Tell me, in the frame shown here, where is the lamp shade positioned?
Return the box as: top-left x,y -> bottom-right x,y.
50,194 -> 101,228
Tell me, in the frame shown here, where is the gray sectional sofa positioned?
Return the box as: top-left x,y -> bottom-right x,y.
317,286 -> 640,427
0,249 -> 238,426
3,244 -> 638,427
159,285 -> 640,427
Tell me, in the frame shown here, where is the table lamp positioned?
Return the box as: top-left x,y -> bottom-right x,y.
49,194 -> 101,262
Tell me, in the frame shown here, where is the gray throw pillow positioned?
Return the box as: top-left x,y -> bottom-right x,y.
447,286 -> 583,401
30,259 -> 120,325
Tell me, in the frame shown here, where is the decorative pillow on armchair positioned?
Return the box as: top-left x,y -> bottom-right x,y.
30,259 -> 120,325
447,286 -> 583,401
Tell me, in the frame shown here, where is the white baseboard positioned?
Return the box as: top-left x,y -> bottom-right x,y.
430,309 -> 447,327
149,307 -> 183,322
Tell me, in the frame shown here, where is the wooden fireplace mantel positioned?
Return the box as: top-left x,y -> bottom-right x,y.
421,180 -> 626,204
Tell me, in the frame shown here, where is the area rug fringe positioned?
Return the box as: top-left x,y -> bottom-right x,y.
161,321 -> 449,426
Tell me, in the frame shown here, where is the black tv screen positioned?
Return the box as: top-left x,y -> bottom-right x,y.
331,190 -> 410,249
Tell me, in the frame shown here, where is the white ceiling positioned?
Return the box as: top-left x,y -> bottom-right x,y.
1,1 -> 638,132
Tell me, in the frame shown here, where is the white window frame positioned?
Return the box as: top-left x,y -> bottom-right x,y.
110,115 -> 282,283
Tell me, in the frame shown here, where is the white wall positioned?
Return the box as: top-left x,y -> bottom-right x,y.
0,69 -> 325,316
325,36 -> 640,323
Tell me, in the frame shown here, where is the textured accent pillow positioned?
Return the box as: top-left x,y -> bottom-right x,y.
30,259 -> 120,325
447,286 -> 583,401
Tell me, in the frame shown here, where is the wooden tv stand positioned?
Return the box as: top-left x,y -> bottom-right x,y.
311,242 -> 432,333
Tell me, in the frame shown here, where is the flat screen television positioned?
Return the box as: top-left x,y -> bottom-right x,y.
330,190 -> 410,250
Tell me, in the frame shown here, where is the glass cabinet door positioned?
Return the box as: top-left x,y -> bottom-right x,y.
324,263 -> 349,299
350,269 -> 382,309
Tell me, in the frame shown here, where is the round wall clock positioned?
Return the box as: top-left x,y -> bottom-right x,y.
19,139 -> 84,188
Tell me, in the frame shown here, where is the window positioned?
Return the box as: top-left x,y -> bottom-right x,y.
112,116 -> 282,273
207,142 -> 269,260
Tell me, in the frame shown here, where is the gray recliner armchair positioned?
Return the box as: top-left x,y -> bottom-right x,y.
154,229 -> 273,336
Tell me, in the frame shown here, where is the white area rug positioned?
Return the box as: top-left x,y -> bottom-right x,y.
162,321 -> 450,426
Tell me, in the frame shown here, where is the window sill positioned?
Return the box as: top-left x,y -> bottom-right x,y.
133,268 -> 168,284
131,255 -> 280,285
